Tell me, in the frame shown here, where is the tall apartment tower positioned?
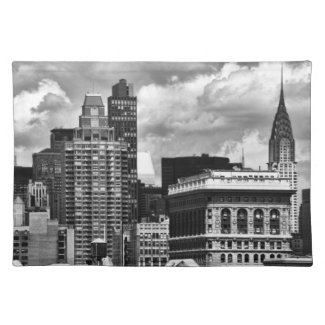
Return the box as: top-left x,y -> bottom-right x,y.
268,66 -> 298,233
107,79 -> 138,222
62,93 -> 129,264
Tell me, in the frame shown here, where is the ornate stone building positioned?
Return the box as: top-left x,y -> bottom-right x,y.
268,66 -> 298,233
167,170 -> 295,266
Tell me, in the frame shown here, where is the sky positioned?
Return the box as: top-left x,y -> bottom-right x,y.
13,61 -> 311,195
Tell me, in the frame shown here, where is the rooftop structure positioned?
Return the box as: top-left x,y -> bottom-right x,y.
161,154 -> 242,196
169,170 -> 292,195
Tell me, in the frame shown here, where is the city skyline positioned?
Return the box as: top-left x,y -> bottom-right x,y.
13,61 -> 311,193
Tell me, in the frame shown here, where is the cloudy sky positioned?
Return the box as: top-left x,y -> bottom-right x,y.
13,61 -> 311,195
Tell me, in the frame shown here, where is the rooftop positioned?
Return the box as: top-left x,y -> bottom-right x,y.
168,169 -> 293,195
83,93 -> 104,107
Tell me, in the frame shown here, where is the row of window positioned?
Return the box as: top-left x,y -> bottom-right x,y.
139,249 -> 167,256
216,240 -> 283,250
217,253 -> 282,264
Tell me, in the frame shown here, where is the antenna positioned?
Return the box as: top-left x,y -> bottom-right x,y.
242,148 -> 245,168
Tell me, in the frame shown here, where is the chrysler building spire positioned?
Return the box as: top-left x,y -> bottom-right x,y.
279,64 -> 286,109
268,64 -> 298,233
269,65 -> 295,164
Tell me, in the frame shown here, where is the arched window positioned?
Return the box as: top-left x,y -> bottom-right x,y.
254,254 -> 258,263
254,209 -> 264,234
237,254 -> 242,263
244,254 -> 249,263
208,254 -> 213,263
270,209 -> 280,234
277,254 -> 282,259
237,209 -> 248,234
228,254 -> 233,263
221,208 -> 231,234
221,254 -> 226,263
270,254 -> 275,259
261,254 -> 265,263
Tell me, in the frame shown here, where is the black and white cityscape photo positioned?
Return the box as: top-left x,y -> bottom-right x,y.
13,61 -> 312,267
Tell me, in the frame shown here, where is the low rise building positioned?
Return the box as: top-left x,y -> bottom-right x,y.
167,170 -> 295,266
13,209 -> 74,266
113,220 -> 170,266
129,219 -> 169,266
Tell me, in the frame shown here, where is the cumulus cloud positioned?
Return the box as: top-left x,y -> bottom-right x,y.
137,61 -> 311,189
14,79 -> 75,165
214,129 -> 268,170
14,79 -> 71,133
13,62 -> 311,193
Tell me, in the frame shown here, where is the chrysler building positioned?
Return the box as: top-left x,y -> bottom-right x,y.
268,66 -> 298,233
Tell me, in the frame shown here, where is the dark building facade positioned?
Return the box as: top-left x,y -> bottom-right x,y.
32,149 -> 62,221
107,79 -> 137,222
32,129 -> 74,223
137,181 -> 164,222
14,166 -> 33,205
299,189 -> 312,255
161,154 -> 242,196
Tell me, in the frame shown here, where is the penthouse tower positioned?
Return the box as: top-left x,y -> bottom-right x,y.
62,93 -> 129,264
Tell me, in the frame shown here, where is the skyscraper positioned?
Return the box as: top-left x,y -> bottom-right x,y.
108,79 -> 137,222
32,149 -> 62,221
62,93 -> 129,264
268,66 -> 298,233
14,166 -> 33,205
299,189 -> 312,255
32,129 -> 74,223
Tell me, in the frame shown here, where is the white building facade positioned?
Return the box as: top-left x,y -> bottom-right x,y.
168,170 -> 295,266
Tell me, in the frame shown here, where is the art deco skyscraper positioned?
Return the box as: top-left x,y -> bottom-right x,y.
268,66 -> 298,233
62,93 -> 129,264
107,79 -> 138,222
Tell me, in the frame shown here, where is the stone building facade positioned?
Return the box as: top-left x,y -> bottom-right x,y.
168,170 -> 295,266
